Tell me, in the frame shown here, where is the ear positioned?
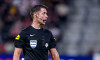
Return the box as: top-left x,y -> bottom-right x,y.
34,12 -> 39,17
34,12 -> 36,16
33,12 -> 36,18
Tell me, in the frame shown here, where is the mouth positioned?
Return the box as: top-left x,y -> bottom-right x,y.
43,19 -> 47,22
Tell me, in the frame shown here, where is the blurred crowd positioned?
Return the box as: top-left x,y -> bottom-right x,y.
57,0 -> 100,56
0,0 -> 100,57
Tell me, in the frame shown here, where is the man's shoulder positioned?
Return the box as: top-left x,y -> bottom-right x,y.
43,28 -> 52,34
20,26 -> 31,33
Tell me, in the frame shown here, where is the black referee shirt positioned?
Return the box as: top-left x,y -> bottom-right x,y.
14,26 -> 56,60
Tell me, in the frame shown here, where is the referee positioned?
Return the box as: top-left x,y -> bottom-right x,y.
13,5 -> 60,60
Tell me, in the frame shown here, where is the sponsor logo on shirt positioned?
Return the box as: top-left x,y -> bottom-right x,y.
15,35 -> 20,40
30,40 -> 37,48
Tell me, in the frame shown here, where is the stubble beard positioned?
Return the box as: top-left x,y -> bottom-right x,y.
37,17 -> 45,26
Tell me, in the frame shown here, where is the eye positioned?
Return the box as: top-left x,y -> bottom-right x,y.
43,12 -> 47,14
43,12 -> 45,14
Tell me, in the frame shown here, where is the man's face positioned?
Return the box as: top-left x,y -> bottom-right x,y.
36,8 -> 48,25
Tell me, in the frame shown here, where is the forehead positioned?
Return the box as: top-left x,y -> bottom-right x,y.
39,8 -> 47,13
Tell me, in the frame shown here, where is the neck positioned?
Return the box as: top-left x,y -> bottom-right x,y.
31,19 -> 43,29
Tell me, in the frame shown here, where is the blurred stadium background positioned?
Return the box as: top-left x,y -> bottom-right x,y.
0,0 -> 100,60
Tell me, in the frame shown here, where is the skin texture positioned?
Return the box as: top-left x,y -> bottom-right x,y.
13,8 -> 60,60
50,48 -> 60,60
32,8 -> 48,29
35,8 -> 48,25
13,48 -> 22,60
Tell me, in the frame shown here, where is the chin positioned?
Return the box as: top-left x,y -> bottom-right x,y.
42,22 -> 46,25
40,23 -> 45,25
43,23 -> 45,25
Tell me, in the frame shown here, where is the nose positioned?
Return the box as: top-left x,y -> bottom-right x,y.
45,14 -> 48,18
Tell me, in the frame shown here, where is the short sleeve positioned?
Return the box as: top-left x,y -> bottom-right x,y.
14,31 -> 25,48
49,32 -> 56,49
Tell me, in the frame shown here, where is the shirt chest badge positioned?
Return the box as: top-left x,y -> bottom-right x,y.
30,40 -> 37,48
45,43 -> 48,48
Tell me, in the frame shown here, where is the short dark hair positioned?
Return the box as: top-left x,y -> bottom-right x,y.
30,5 -> 48,19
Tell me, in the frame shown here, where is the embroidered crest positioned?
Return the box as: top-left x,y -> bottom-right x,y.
30,40 -> 37,48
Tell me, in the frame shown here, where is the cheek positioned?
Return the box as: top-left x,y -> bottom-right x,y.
39,15 -> 43,18
40,16 -> 44,19
41,17 -> 44,19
